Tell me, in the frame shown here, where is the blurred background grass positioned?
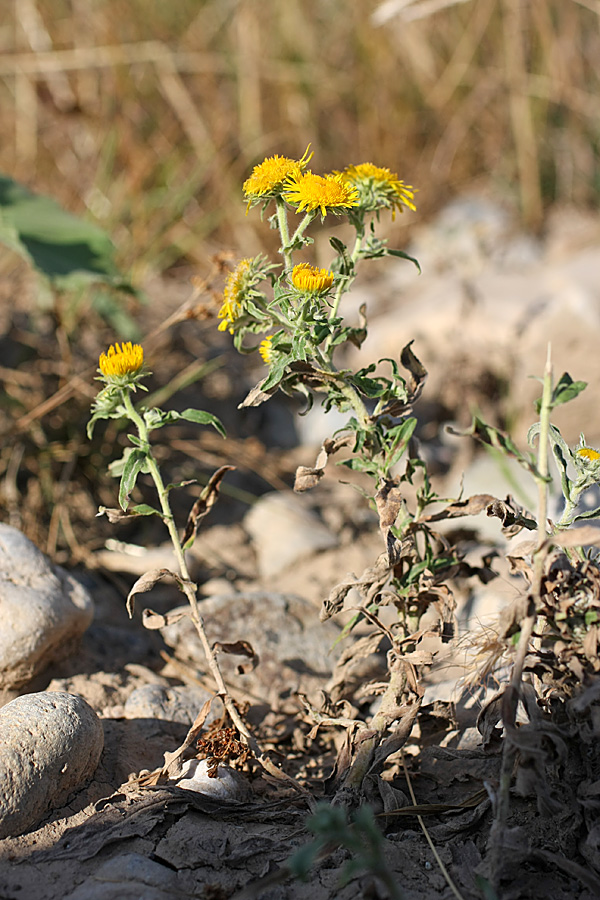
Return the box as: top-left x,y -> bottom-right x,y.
1,0 -> 599,281
1,0 -> 599,560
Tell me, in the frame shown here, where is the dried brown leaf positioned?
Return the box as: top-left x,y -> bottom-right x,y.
141,607 -> 189,630
400,340 -> 428,401
294,435 -> 354,492
551,526 -> 600,548
238,378 -> 278,408
143,697 -> 216,784
126,568 -> 181,618
213,639 -> 259,674
181,465 -> 235,549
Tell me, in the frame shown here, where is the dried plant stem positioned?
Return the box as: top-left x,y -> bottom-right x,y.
490,344 -> 553,889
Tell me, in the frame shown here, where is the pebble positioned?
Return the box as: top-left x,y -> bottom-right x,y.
244,491 -> 337,578
0,691 -> 104,839
0,524 -> 94,690
173,758 -> 251,800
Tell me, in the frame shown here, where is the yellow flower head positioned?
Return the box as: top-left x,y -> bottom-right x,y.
283,172 -> 359,218
243,146 -> 313,200
338,163 -> 417,219
98,342 -> 144,380
291,263 -> 335,295
576,447 -> 600,462
259,335 -> 274,364
218,258 -> 254,333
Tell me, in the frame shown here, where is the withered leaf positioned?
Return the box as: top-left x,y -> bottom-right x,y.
420,493 -> 497,524
400,340 -> 428,401
181,465 -> 235,549
126,568 -> 188,618
486,495 -> 538,535
141,607 -> 189,630
294,435 -> 354,492
213,639 -> 258,674
96,506 -> 139,524
144,697 -> 216,783
238,378 -> 278,408
551,525 -> 600,549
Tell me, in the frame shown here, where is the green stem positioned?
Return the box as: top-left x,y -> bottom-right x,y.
119,388 -> 258,752
276,198 -> 293,272
324,230 -> 364,354
288,211 -> 315,251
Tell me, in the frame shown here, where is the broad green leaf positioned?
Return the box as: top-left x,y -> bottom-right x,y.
0,173 -> 133,292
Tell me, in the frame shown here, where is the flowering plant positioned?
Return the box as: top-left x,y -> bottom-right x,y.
220,148 -> 422,490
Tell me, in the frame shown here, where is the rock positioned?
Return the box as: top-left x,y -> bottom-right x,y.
244,491 -> 337,578
173,758 -> 251,800
161,591 -> 341,708
124,683 -> 221,726
63,853 -> 177,900
0,691 -> 104,839
0,524 -> 94,690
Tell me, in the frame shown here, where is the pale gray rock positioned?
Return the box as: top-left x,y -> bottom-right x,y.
161,591 -> 341,707
245,491 -> 337,578
0,691 -> 104,839
0,524 -> 94,689
64,853 -> 176,900
124,683 -> 221,725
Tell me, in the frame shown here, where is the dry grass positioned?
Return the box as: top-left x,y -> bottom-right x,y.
0,0 -> 599,281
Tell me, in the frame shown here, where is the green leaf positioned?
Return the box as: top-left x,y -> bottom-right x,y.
179,408 -> 226,437
383,247 -> 421,273
118,448 -> 149,511
131,503 -> 162,517
534,372 -> 587,413
0,173 -> 133,292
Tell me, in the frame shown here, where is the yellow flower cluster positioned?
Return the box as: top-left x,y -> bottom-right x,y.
284,172 -> 359,218
576,447 -> 600,462
291,263 -> 335,294
99,342 -> 144,378
218,258 -> 253,333
339,162 -> 417,218
243,146 -> 313,200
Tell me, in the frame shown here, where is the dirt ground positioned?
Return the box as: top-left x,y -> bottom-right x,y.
1,198 -> 600,900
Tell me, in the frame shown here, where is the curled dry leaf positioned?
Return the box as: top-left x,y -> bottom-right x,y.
126,567 -> 190,618
238,378 -> 278,409
139,697 -> 216,785
141,607 -> 189,630
181,465 -> 235,549
294,435 -> 354,492
400,340 -> 428,402
321,553 -> 391,621
213,639 -> 259,674
96,506 -> 138,524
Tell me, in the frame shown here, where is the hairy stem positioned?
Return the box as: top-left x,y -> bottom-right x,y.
120,389 -> 257,750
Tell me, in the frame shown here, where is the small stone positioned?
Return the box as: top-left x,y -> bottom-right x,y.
245,491 -> 337,578
173,758 -> 251,801
0,691 -> 104,839
124,683 -> 222,726
0,524 -> 94,690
